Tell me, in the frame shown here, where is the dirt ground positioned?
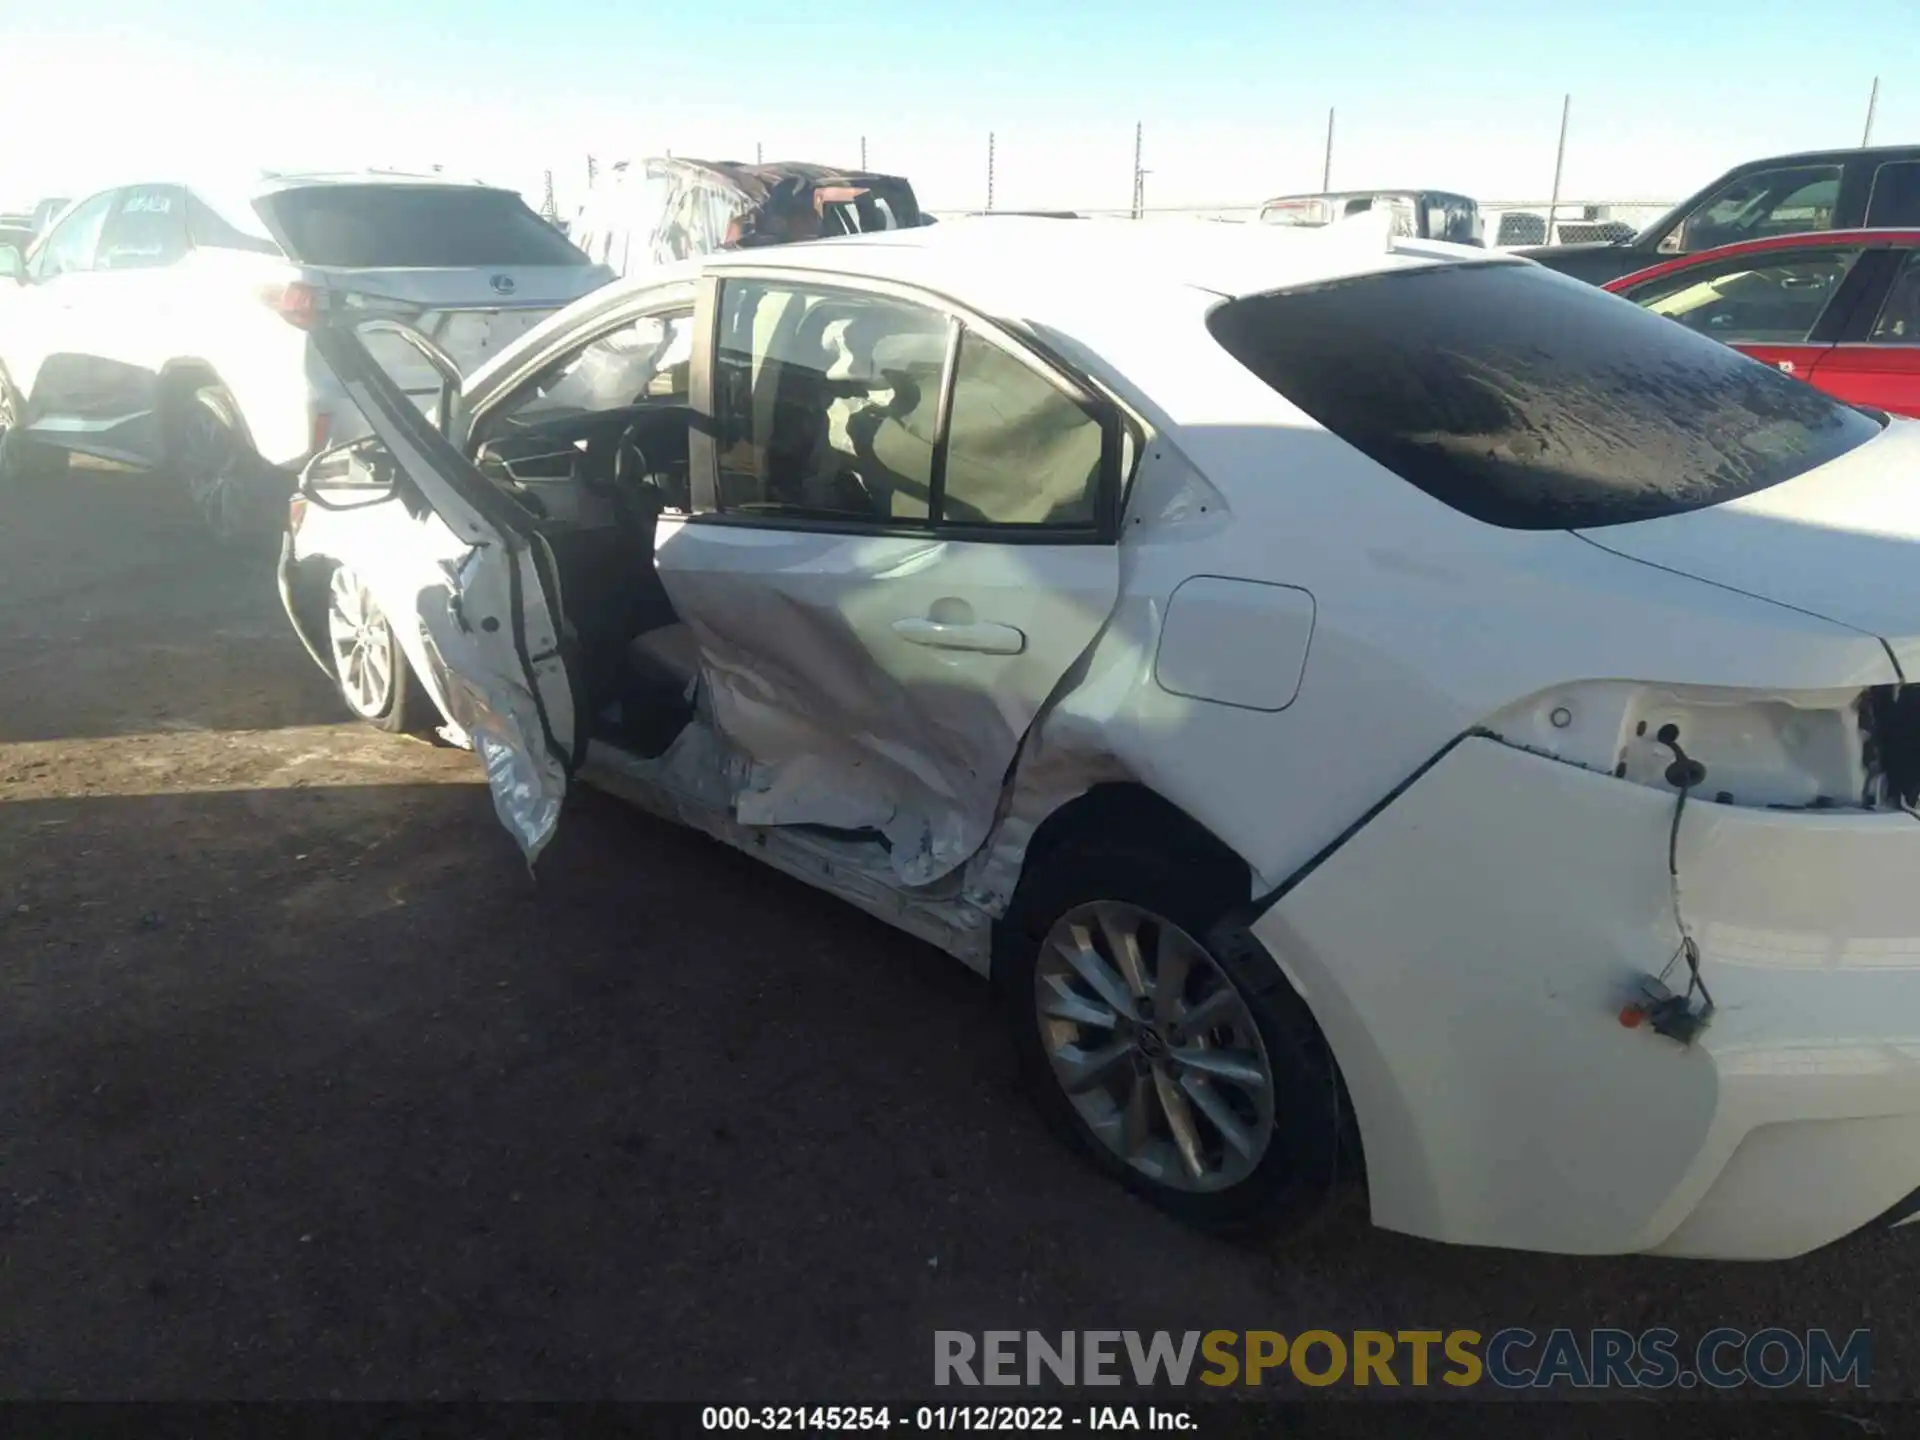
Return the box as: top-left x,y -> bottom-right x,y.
0,464 -> 1908,1405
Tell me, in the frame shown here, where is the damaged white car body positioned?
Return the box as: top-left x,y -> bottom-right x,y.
280,215 -> 1920,1259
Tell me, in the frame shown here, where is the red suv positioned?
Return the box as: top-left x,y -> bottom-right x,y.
1606,229 -> 1920,417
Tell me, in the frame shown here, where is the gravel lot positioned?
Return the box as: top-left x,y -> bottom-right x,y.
0,463 -> 1904,1407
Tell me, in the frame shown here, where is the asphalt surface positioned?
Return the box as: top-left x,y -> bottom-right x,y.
0,464 -> 1906,1410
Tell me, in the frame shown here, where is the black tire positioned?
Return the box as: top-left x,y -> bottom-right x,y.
163,385 -> 288,544
0,371 -> 66,483
356,632 -> 419,736
996,839 -> 1345,1237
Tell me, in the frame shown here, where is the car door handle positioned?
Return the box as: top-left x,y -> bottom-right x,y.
891,617 -> 1027,655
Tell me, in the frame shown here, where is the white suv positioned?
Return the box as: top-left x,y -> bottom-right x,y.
0,172 -> 613,534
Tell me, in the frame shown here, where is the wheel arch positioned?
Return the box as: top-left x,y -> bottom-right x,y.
1015,781 -> 1253,921
155,358 -> 258,448
997,777 -> 1367,1186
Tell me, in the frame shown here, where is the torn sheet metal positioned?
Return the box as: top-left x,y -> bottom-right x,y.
580,714 -> 994,969
655,519 -> 1122,890
434,543 -> 572,865
679,599 -> 975,884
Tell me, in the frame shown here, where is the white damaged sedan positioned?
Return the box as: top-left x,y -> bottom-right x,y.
279,215 -> 1920,1259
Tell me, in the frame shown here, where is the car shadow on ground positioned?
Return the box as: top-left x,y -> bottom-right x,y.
0,465 -> 342,744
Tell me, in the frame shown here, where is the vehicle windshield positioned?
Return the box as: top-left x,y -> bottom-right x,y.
1206,261 -> 1883,530
1262,194 -> 1420,235
818,181 -> 920,234
1423,195 -> 1482,245
255,185 -> 589,268
1261,198 -> 1334,227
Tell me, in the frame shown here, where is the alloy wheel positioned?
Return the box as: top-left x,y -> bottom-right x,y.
1034,900 -> 1277,1193
326,567 -> 396,719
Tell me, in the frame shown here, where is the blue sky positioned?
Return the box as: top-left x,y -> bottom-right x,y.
3,0 -> 1914,213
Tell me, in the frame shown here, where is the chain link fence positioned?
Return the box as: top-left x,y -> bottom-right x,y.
1480,201 -> 1674,248
927,201 -> 1678,246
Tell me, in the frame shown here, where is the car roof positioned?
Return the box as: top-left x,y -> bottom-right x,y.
1604,227 -> 1920,291
467,216 -> 1501,404
1262,189 -> 1476,206
49,171 -> 510,216
1717,144 -> 1920,171
248,170 -> 502,196
695,214 -> 1497,316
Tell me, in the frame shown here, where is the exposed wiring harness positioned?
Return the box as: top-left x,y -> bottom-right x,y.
1620,724 -> 1716,1045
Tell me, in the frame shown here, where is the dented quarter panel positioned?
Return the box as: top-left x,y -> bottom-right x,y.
961,350 -> 1896,913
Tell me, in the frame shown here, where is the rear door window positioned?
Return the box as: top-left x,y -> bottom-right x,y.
1865,162 -> 1920,227
1206,261 -> 1883,530
255,185 -> 589,268
1619,247 -> 1862,344
95,185 -> 189,270
1869,252 -> 1920,343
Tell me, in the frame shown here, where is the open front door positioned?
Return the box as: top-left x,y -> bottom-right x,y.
308,319 -> 579,863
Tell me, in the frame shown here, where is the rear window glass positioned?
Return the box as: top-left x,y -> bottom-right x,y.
255,185 -> 587,268
1206,261 -> 1883,530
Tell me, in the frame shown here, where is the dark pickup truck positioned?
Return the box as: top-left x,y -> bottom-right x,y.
1525,144 -> 1920,286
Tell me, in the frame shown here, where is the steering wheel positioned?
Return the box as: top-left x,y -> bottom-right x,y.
612,416 -> 697,518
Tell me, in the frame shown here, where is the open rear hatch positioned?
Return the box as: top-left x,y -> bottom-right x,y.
255,181 -> 611,408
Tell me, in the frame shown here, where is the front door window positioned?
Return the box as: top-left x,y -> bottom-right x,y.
1624,249 -> 1860,344
1668,166 -> 1842,254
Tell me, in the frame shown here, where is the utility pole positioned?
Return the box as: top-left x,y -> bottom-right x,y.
861,136 -> 868,170
1545,93 -> 1571,245
1321,107 -> 1334,190
586,154 -> 598,189
987,131 -> 996,212
1131,122 -> 1144,218
756,141 -> 763,164
1863,76 -> 1881,146
540,169 -> 557,222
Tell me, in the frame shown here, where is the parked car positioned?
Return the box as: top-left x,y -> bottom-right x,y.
0,224 -> 34,258
570,156 -> 926,277
281,219 -> 1920,1259
1258,190 -> 1483,245
1525,144 -> 1920,285
0,172 -> 613,535
1605,229 -> 1920,417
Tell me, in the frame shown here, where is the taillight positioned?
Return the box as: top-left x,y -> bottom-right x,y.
260,280 -> 325,329
310,410 -> 332,454
288,493 -> 309,534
